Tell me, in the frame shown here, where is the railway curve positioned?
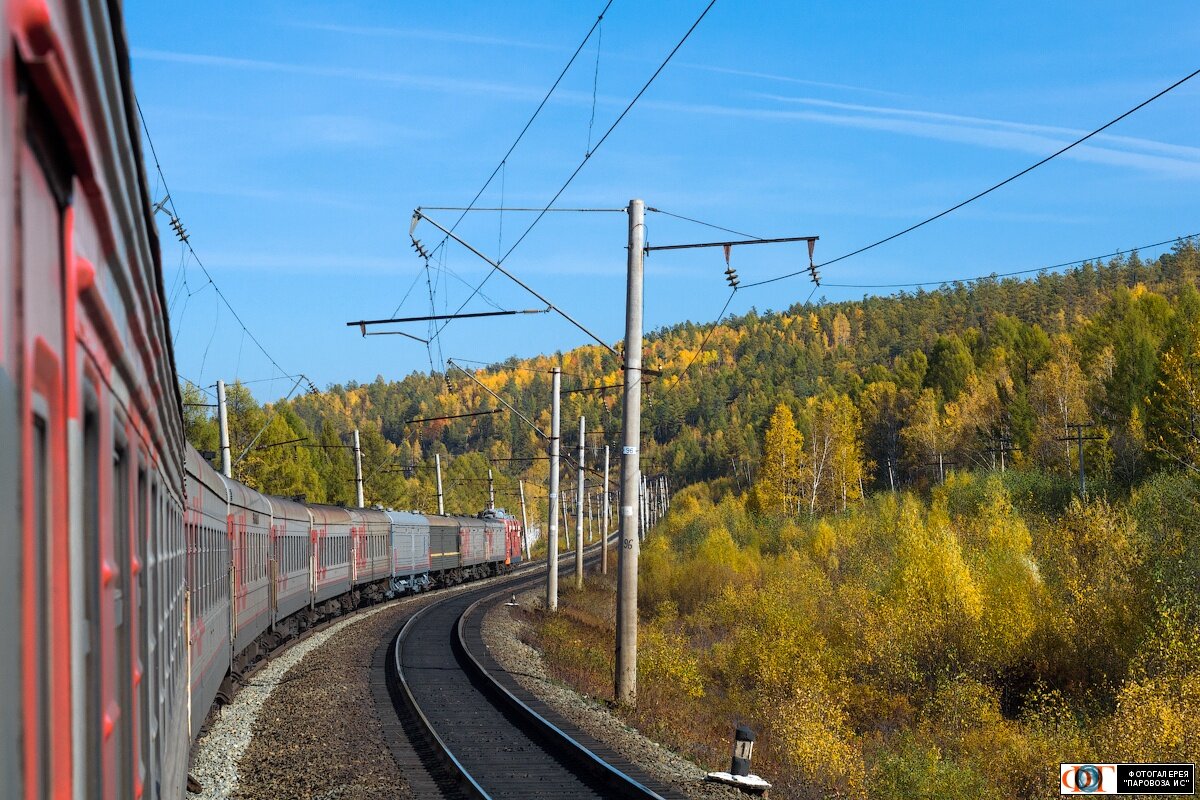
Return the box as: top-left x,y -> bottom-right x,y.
387,562 -> 679,799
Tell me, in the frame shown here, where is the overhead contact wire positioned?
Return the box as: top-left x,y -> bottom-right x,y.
136,96 -> 295,381
742,65 -> 1200,289
429,0 -> 720,350
427,0 -> 615,262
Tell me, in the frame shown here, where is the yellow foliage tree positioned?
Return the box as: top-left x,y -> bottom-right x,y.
759,403 -> 803,515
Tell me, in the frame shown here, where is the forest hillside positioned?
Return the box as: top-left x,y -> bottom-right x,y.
184,240 -> 1200,797
185,239 -> 1200,522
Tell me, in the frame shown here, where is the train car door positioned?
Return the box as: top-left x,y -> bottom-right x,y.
14,63 -> 73,800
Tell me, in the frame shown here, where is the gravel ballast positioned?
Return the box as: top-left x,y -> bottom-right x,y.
188,567 -> 737,799
481,589 -> 746,800
188,601 -> 407,800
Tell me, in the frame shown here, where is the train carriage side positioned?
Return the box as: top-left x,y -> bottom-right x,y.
349,507 -> 392,601
427,514 -> 461,585
184,448 -> 231,740
457,516 -> 488,579
482,516 -> 507,569
506,516 -> 524,565
385,511 -> 431,593
220,475 -> 272,656
308,504 -> 352,608
266,495 -> 313,632
5,0 -> 193,795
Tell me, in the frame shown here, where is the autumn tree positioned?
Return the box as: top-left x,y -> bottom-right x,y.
860,381 -> 905,491
180,382 -> 219,461
758,403 -> 804,515
926,334 -> 975,401
902,389 -> 955,483
1149,291 -> 1200,471
827,393 -> 866,510
1028,336 -> 1089,472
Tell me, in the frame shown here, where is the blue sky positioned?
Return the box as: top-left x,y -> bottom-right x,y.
126,1 -> 1200,400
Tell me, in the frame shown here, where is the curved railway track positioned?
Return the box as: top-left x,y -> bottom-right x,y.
386,555 -> 679,799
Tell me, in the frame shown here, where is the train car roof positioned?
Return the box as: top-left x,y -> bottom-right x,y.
307,504 -> 354,525
185,445 -> 227,498
266,494 -> 311,523
384,510 -> 429,526
220,473 -> 272,514
348,507 -> 391,525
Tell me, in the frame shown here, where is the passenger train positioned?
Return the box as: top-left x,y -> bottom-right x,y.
1,1 -> 523,797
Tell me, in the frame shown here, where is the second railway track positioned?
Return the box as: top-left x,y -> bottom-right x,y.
387,556 -> 678,799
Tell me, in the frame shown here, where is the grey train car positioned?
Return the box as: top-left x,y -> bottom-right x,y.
387,511 -> 432,592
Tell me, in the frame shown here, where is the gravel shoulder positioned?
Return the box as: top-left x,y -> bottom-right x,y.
188,600 -> 411,800
481,588 -> 745,800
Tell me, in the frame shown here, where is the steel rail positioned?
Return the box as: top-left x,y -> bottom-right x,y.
387,540 -> 670,799
455,584 -> 668,800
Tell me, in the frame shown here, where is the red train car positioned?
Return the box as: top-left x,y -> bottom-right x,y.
3,1 -> 190,797
1,3 -> 547,797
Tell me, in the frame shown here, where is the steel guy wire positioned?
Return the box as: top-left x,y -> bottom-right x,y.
646,207 -> 761,240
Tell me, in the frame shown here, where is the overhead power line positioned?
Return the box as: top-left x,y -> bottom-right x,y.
423,0 -> 720,351
742,65 -> 1200,290
822,232 -> 1200,289
494,0 -> 720,268
424,0 -> 615,264
135,96 -> 295,382
420,207 -> 626,213
653,288 -> 736,405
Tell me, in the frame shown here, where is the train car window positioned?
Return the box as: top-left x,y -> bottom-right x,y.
149,478 -> 161,781
81,390 -> 102,795
113,437 -> 132,800
31,411 -> 49,797
137,464 -> 149,794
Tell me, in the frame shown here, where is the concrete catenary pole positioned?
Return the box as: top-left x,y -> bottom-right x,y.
488,468 -> 496,511
616,198 -> 644,705
518,480 -> 531,560
546,366 -> 562,611
435,453 -> 445,515
602,444 -> 610,575
353,428 -> 364,507
217,379 -> 232,478
575,415 -> 585,589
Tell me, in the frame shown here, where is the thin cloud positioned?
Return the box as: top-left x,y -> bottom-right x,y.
289,21 -> 562,52
761,93 -> 1200,161
680,62 -> 908,98
132,47 -> 540,99
644,97 -> 1200,179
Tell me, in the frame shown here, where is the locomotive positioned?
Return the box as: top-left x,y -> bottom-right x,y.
1,1 -> 524,797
